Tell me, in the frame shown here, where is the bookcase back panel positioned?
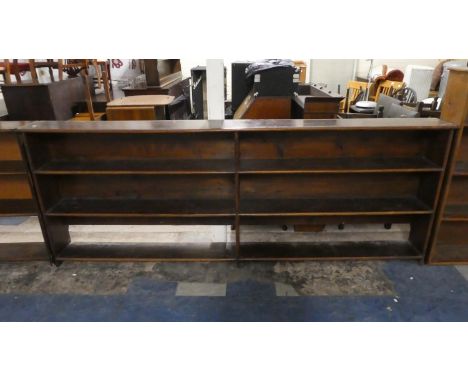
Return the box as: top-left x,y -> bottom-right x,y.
26,133 -> 235,168
240,173 -> 423,200
0,174 -> 32,200
240,130 -> 445,163
0,133 -> 22,161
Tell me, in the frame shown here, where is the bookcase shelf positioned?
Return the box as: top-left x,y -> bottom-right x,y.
443,205 -> 468,221
46,198 -> 235,217
454,161 -> 468,176
18,118 -> 455,263
0,160 -> 27,175
35,159 -> 235,175
239,241 -> 422,261
0,199 -> 37,216
239,157 -> 442,174
239,198 -> 432,216
56,243 -> 236,262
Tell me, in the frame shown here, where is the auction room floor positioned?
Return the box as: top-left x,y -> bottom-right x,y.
0,217 -> 467,321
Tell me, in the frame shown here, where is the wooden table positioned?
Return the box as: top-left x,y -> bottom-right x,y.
106,95 -> 175,120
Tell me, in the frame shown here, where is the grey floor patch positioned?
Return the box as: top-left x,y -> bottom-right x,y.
275,282 -> 300,296
455,266 -> 468,281
273,262 -> 394,296
0,262 -> 150,295
0,260 -> 394,297
175,282 -> 226,297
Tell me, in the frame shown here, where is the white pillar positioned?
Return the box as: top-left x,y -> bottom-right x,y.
206,59 -> 225,120
206,59 -> 227,241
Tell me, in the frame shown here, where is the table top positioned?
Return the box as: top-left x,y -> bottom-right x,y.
107,95 -> 175,107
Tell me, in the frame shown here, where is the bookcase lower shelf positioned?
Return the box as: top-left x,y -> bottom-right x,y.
0,243 -> 49,262
53,241 -> 422,262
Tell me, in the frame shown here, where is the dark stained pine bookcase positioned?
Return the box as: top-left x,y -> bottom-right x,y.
428,68 -> 468,264
18,118 -> 456,263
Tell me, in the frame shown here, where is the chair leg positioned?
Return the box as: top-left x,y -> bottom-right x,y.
93,59 -> 102,89
102,68 -> 111,102
3,60 -> 11,85
29,59 -> 39,84
58,59 -> 64,81
81,72 -> 95,121
47,59 -> 55,82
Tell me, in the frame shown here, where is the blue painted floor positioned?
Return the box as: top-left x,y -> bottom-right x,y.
0,260 -> 467,321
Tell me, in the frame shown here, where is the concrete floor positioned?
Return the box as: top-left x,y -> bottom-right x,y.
0,217 -> 467,321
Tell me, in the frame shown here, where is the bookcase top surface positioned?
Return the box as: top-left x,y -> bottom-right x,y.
18,118 -> 455,133
0,121 -> 34,131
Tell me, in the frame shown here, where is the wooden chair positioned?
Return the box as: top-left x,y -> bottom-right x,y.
1,59 -> 59,85
1,59 -> 36,84
341,80 -> 370,113
58,59 -> 112,121
95,60 -> 111,102
392,87 -> 417,104
374,80 -> 404,102
58,59 -> 96,120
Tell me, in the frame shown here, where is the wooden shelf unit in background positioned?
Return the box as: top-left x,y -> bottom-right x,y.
428,68 -> 468,264
0,122 -> 48,261
18,118 -> 456,263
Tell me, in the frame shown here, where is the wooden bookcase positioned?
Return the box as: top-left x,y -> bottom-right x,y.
428,68 -> 468,264
0,122 -> 48,261
18,119 -> 455,263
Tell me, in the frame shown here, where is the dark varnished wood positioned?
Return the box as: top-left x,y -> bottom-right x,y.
427,68 -> 468,264
19,118 -> 455,133
239,242 -> 421,261
0,122 -> 49,261
239,158 -> 442,173
239,197 -> 432,216
1,77 -> 93,120
0,122 -> 37,216
18,117 -> 455,263
0,243 -> 49,261
46,198 -> 235,217
35,159 -> 235,175
0,199 -> 37,216
56,243 -> 235,262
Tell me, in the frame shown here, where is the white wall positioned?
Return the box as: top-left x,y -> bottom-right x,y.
356,59 -> 441,79
309,59 -> 356,95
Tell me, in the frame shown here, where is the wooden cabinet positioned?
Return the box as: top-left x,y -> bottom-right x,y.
19,119 -> 455,263
1,77 -> 92,120
428,68 -> 468,264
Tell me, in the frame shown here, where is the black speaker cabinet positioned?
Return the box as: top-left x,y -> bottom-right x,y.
231,62 -> 251,115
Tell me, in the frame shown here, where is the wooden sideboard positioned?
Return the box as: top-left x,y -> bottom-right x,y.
427,68 -> 468,264
16,118 -> 455,263
0,122 -> 48,261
